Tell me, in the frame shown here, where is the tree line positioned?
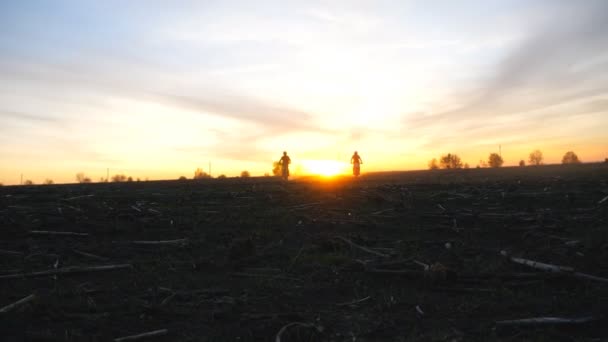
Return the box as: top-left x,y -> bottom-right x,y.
428,150 -> 583,170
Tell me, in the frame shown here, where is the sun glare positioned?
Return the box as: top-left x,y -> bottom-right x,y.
303,160 -> 346,177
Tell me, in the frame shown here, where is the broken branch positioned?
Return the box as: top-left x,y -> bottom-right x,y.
114,329 -> 168,342
0,294 -> 36,313
0,264 -> 132,280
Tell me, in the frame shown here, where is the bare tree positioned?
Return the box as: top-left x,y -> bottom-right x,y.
76,172 -> 91,183
217,174 -> 227,179
439,153 -> 463,169
127,176 -> 133,182
194,168 -> 211,179
24,180 -> 34,185
240,170 -> 250,178
178,176 -> 188,181
528,150 -> 543,166
0,182 -> 3,186
43,179 -> 54,185
111,174 -> 127,182
562,151 -> 581,164
519,160 -> 526,167
488,153 -> 504,168
464,163 -> 470,169
428,158 -> 439,170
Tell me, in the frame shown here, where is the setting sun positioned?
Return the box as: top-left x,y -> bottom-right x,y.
302,160 -> 347,177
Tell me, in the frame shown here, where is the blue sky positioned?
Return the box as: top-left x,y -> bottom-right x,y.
1,0 -> 607,183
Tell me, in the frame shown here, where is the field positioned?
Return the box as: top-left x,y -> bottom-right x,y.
1,164 -> 607,341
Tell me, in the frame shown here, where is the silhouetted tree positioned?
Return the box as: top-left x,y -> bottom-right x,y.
439,153 -> 462,169
194,168 -> 211,179
478,159 -> 488,168
519,160 -> 526,167
76,172 -> 91,183
562,151 -> 581,164
127,176 -> 133,182
605,158 -> 608,163
272,161 -> 282,176
43,179 -> 54,185
464,163 -> 470,169
529,150 -> 543,166
24,180 -> 34,185
488,153 -> 504,168
217,174 -> 227,179
178,176 -> 188,181
0,183 -> 3,186
112,174 -> 127,182
428,158 -> 439,170
241,171 -> 250,178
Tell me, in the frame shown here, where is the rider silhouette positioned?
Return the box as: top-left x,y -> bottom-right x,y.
351,151 -> 362,176
279,151 -> 291,180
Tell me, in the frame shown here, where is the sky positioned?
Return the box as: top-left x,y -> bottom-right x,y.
1,0 -> 607,184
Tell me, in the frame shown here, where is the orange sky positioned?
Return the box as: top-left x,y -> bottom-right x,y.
1,1 -> 607,185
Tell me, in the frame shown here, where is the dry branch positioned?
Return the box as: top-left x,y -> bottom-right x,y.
335,236 -> 390,258
114,329 -> 168,342
0,264 -> 132,280
29,230 -> 89,237
336,296 -> 371,306
0,294 -> 36,313
72,249 -> 109,261
496,316 -> 596,326
0,249 -> 23,256
64,194 -> 94,201
130,239 -> 188,246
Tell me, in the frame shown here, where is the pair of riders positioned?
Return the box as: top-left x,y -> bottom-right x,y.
278,151 -> 363,180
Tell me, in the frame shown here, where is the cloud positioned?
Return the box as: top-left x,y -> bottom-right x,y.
0,110 -> 58,123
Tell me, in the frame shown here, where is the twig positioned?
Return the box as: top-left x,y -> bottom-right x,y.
598,195 -> 608,205
114,329 -> 168,342
286,202 -> 321,210
64,194 -> 94,201
336,296 -> 371,306
0,249 -> 23,256
29,230 -> 89,237
0,264 -> 132,280
130,239 -> 188,246
72,249 -> 109,261
0,294 -> 36,313
230,272 -> 303,282
335,236 -> 390,258
275,322 -> 321,342
496,316 -> 596,326
501,251 -> 608,283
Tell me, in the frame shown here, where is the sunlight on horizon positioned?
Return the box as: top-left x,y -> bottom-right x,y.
302,160 -> 348,177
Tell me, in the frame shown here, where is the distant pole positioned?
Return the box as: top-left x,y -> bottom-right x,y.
107,168 -> 109,182
209,161 -> 211,177
499,145 -> 502,157
20,174 -> 23,185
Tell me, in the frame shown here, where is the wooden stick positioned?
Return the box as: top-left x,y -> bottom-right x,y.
336,296 -> 371,306
500,251 -> 573,272
64,194 -> 94,201
0,264 -> 132,280
275,322 -> 319,342
0,294 -> 36,313
114,329 -> 168,342
496,316 -> 596,326
0,249 -> 23,256
130,239 -> 188,245
72,249 -> 109,261
29,230 -> 89,237
335,236 -> 390,258
598,195 -> 608,205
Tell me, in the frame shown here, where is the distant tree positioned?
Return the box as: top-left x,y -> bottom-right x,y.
76,172 -> 91,183
43,179 -> 54,185
240,170 -> 250,178
605,158 -> 608,163
428,158 -> 439,170
0,182 -> 3,186
178,176 -> 188,181
562,151 -> 581,164
519,160 -> 526,167
111,174 -> 127,182
127,176 -> 133,182
528,150 -> 543,166
478,159 -> 488,168
24,180 -> 34,185
194,168 -> 211,179
464,163 -> 470,169
488,153 -> 504,168
272,161 -> 282,176
439,153 -> 462,169
264,172 -> 270,177
136,178 -> 141,182
217,174 -> 227,179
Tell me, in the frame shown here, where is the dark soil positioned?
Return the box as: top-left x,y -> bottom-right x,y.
1,164 -> 607,341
